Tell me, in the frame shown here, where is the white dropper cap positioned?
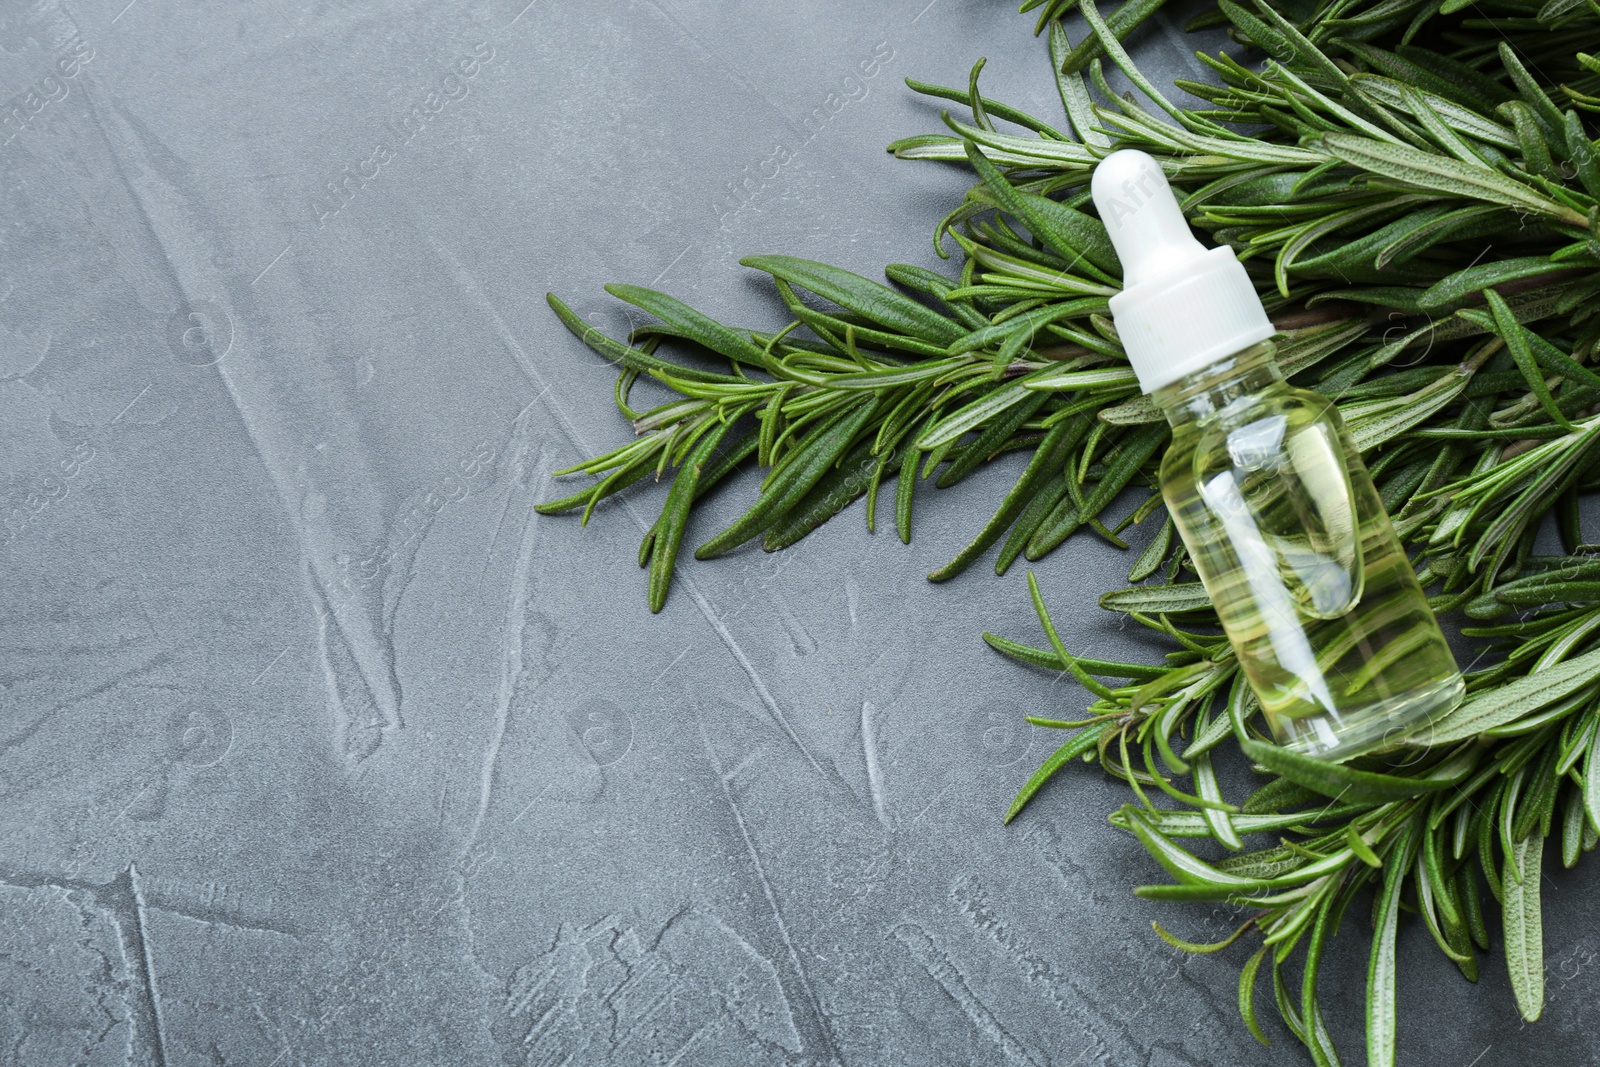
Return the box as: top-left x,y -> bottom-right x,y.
1090,149 -> 1275,394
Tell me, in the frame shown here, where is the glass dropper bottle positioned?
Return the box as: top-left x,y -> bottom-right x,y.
1091,149 -> 1463,760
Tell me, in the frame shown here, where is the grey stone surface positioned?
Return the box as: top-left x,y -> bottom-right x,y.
0,0 -> 1595,1064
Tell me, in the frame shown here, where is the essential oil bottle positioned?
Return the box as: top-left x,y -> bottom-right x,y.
1090,149 -> 1463,760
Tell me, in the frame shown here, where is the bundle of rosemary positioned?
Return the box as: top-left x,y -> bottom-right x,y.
538,0 -> 1600,1061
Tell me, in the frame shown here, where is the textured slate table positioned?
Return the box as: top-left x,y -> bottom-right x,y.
2,0 -> 1596,1064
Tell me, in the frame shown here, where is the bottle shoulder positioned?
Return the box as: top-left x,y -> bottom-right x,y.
1167,380 -> 1339,442
1163,381 -> 1346,483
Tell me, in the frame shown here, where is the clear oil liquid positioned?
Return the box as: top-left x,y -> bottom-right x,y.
1157,343 -> 1463,759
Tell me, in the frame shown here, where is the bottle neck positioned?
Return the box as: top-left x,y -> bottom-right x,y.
1152,341 -> 1282,428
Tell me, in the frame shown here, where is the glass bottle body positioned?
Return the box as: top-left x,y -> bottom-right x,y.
1155,342 -> 1463,759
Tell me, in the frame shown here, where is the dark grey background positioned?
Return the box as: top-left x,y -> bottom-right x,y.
1,0 -> 1594,1063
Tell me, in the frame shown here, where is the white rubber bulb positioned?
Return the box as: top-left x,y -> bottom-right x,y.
1090,149 -> 1205,289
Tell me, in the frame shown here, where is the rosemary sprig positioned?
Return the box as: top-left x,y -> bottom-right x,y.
539,0 -> 1600,1058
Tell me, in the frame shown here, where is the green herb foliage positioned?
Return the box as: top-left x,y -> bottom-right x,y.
541,0 -> 1600,1058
